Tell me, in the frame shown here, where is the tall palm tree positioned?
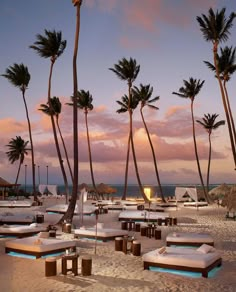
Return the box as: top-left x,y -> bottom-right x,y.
6,136 -> 29,189
29,29 -> 70,204
196,114 -> 225,193
116,94 -> 139,200
173,78 -> 209,202
2,64 -> 37,202
68,89 -> 98,199
110,58 -> 149,202
39,97 -> 73,184
132,84 -> 165,202
204,46 -> 236,156
61,0 -> 83,223
197,7 -> 236,170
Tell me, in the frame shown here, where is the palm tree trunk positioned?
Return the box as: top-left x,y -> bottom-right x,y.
206,132 -> 212,194
22,91 -> 37,202
15,161 -> 21,187
190,99 -> 209,203
223,82 -> 236,159
85,111 -> 98,199
213,43 -> 236,169
62,1 -> 82,223
122,133 -> 130,200
48,62 -> 70,205
140,108 -> 165,202
56,117 -> 74,183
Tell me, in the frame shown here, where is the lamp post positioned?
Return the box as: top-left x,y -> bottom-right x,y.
46,165 -> 48,185
24,164 -> 27,193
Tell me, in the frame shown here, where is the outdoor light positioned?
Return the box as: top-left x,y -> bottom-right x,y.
144,187 -> 151,200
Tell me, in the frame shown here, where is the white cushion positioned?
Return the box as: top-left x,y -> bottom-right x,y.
158,246 -> 166,255
29,223 -> 38,227
197,244 -> 214,254
96,223 -> 104,229
38,232 -> 49,239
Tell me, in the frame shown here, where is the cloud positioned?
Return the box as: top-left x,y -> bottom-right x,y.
0,118 -> 28,135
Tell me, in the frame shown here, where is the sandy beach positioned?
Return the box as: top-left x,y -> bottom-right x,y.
0,198 -> 235,292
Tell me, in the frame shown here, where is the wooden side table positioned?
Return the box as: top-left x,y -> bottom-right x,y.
61,253 -> 79,276
122,236 -> 133,254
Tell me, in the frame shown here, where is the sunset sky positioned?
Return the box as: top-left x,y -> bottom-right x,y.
0,0 -> 236,187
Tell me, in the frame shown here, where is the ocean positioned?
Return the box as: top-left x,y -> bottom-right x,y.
23,184 -> 220,199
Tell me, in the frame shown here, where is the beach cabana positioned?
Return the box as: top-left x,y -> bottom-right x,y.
38,184 -> 58,197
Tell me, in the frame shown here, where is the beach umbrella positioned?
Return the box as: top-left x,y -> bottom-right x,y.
96,183 -> 117,198
208,183 -> 231,200
221,185 -> 236,211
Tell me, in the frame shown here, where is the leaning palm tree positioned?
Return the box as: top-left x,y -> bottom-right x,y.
39,97 -> 73,184
67,89 -> 98,199
6,136 -> 29,191
196,114 -> 225,193
2,64 -> 37,202
204,46 -> 236,156
110,57 -> 148,202
116,94 -> 139,200
173,78 -> 209,202
60,0 -> 83,223
30,29 -> 70,204
132,83 -> 165,202
197,7 -> 236,169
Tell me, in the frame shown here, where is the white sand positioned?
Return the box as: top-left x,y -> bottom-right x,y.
0,198 -> 235,292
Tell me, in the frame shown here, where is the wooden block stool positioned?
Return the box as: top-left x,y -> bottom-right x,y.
154,229 -> 161,240
140,226 -> 147,236
45,257 -> 57,277
61,254 -> 78,276
81,256 -> 92,276
121,221 -> 128,230
132,241 -> 141,256
115,237 -> 123,251
135,223 -> 141,232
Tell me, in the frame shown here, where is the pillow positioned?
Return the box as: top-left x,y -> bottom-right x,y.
38,231 -> 49,239
172,232 -> 179,237
80,226 -> 86,230
2,224 -> 9,228
197,244 -> 214,254
29,223 -> 38,228
158,246 -> 166,255
96,223 -> 104,229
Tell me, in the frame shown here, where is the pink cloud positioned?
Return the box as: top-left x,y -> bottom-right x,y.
119,36 -> 152,50
0,118 -> 28,134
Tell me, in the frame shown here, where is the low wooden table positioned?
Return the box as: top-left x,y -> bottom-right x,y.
61,253 -> 79,276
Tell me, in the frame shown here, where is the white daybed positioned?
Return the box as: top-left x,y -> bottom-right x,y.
0,200 -> 33,208
183,201 -> 208,207
118,210 -> 169,222
142,246 -> 222,278
46,204 -> 96,215
74,223 -> 128,241
0,214 -> 34,225
0,223 -> 47,238
5,236 -> 76,258
166,232 -> 214,246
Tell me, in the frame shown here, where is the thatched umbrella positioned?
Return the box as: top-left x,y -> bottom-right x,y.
96,183 -> 117,199
221,185 -> 236,211
0,176 -> 20,199
208,183 -> 231,200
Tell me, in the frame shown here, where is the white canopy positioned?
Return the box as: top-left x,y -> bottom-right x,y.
38,184 -> 58,197
175,187 -> 198,202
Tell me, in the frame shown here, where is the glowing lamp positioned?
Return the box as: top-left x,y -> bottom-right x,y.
144,187 -> 151,200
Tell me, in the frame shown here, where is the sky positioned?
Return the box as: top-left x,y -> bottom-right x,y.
0,0 -> 236,187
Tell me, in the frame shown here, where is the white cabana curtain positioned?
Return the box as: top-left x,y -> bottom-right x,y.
38,184 -> 58,196
175,187 -> 198,202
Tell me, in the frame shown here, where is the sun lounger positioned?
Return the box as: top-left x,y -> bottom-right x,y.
0,214 -> 34,225
142,246 -> 222,278
46,204 -> 96,215
74,224 -> 129,241
118,210 -> 169,222
5,236 -> 76,258
166,232 -> 214,246
0,223 -> 47,238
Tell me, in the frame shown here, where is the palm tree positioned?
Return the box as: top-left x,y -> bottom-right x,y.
39,97 -> 73,185
29,29 -> 70,204
132,83 -> 166,202
204,46 -> 236,156
196,114 -> 225,193
110,58 -> 149,202
68,89 -> 98,199
173,78 -> 209,202
197,7 -> 236,170
2,64 -> 37,202
116,94 -> 139,200
6,136 -> 29,190
61,0 -> 83,223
